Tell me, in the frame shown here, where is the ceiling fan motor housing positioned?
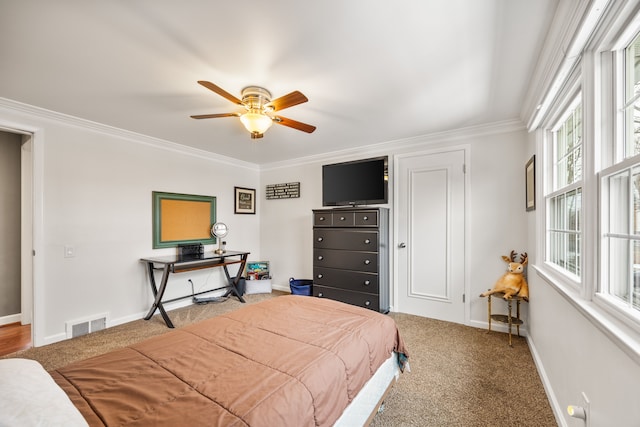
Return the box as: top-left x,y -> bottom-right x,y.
241,86 -> 272,111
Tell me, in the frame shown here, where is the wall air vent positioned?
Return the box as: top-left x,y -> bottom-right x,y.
66,313 -> 108,339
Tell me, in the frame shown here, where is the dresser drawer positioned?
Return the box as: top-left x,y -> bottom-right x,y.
331,211 -> 354,226
313,229 -> 378,251
355,210 -> 379,227
313,211 -> 358,227
314,285 -> 379,311
314,249 -> 378,272
313,267 -> 379,293
313,212 -> 333,226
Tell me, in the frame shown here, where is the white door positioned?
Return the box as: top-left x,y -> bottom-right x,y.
395,148 -> 466,323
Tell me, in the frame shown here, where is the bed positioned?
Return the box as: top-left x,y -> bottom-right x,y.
1,295 -> 408,427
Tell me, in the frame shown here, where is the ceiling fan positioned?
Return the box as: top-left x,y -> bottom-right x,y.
191,81 -> 316,139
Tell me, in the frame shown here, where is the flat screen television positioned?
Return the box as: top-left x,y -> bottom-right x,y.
322,156 -> 388,206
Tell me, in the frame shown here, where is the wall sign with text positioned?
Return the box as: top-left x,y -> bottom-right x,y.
266,182 -> 300,199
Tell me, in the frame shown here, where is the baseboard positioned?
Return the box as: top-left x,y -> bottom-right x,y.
271,284 -> 289,293
40,332 -> 67,346
526,336 -> 566,427
38,288 -> 288,347
0,313 -> 22,327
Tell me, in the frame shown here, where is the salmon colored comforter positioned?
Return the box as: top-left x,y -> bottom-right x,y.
51,295 -> 408,427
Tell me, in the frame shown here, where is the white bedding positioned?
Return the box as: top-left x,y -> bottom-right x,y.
333,352 -> 400,426
0,358 -> 88,427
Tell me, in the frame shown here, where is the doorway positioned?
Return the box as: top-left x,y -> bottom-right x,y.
0,128 -> 33,350
394,147 -> 467,324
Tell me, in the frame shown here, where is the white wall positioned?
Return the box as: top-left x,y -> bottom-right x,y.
0,101 -> 261,345
464,130 -> 530,325
528,272 -> 640,426
258,162 -> 323,289
260,121 -> 529,323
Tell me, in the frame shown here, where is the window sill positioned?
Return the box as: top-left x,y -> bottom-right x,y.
533,264 -> 640,367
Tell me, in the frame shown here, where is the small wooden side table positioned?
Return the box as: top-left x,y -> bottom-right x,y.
487,292 -> 525,347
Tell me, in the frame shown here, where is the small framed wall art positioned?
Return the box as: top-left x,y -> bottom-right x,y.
525,155 -> 536,211
234,186 -> 256,214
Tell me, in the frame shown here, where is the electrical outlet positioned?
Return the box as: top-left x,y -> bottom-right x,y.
64,245 -> 75,258
581,392 -> 591,427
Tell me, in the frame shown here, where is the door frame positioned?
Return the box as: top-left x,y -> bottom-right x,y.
0,120 -> 43,346
392,144 -> 471,324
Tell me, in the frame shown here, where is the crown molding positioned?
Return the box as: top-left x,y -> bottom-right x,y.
0,97 -> 259,171
0,97 -> 525,173
522,0 -> 611,130
260,118 -> 525,171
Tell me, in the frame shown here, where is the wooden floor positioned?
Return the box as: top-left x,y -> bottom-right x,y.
0,322 -> 32,356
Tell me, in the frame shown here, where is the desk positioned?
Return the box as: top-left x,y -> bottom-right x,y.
140,250 -> 250,328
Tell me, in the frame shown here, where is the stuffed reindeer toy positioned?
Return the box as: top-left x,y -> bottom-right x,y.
480,251 -> 529,301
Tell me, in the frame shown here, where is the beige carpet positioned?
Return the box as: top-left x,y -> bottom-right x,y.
2,292 -> 557,426
370,313 -> 557,426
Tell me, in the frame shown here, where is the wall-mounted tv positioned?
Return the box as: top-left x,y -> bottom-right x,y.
322,156 -> 388,206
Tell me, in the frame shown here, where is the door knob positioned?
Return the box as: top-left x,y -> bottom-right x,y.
398,242 -> 407,248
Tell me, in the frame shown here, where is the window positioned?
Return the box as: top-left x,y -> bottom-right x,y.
622,34 -> 640,160
603,167 -> 640,311
536,0 -> 640,356
546,97 -> 583,280
601,31 -> 640,315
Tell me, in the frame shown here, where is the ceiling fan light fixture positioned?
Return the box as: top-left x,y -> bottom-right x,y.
192,81 -> 315,137
240,109 -> 273,135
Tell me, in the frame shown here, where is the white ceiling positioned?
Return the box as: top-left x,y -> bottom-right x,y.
0,0 -> 558,164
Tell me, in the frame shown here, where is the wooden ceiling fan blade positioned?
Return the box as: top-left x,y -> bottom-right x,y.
197,81 -> 243,105
190,112 -> 240,119
266,91 -> 308,111
274,116 -> 316,133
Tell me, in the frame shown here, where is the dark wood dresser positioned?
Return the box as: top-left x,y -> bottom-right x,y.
312,207 -> 389,312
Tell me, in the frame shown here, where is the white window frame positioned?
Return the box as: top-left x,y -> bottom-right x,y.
596,24 -> 640,328
599,159 -> 640,325
548,95 -> 583,280
542,88 -> 584,289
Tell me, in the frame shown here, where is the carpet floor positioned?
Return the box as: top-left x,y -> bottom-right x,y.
2,292 -> 557,426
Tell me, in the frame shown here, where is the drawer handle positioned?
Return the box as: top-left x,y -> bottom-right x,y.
318,255 -> 324,261
318,292 -> 324,297
364,259 -> 371,265
317,274 -> 323,279
364,239 -> 371,244
319,216 -> 325,221
317,237 -> 324,242
363,216 -> 368,220
364,280 -> 370,286
340,216 -> 346,221
365,301 -> 371,306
